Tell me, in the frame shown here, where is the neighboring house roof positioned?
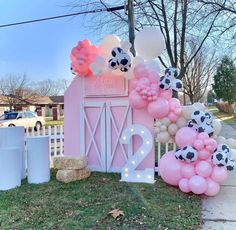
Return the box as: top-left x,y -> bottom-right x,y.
49,96 -> 64,104
0,95 -> 64,106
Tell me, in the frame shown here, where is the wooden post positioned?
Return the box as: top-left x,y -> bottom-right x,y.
127,0 -> 136,56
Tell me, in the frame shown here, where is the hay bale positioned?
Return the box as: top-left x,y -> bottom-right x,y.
53,155 -> 87,170
56,168 -> 91,183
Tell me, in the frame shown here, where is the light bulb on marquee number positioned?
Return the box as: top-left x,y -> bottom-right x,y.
120,124 -> 155,184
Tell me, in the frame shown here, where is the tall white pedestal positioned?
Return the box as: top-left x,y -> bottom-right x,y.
0,127 -> 25,179
26,136 -> 50,184
0,147 -> 21,190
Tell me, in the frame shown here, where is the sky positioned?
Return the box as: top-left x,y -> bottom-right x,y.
0,0 -> 105,81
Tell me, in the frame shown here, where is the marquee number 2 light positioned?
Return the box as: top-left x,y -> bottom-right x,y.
120,124 -> 155,184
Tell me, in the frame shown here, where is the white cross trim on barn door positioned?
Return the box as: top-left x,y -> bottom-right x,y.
80,102 -> 106,172
106,101 -> 133,172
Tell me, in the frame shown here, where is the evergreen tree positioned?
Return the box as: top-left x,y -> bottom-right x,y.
207,90 -> 215,104
213,56 -> 236,104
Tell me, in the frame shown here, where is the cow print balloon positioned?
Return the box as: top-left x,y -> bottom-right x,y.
159,67 -> 183,92
108,47 -> 131,72
226,160 -> 236,171
212,144 -> 230,167
175,146 -> 198,163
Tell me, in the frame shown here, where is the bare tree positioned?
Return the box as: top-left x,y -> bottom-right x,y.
0,74 -> 37,110
183,42 -> 217,104
34,78 -> 71,96
67,0 -> 220,80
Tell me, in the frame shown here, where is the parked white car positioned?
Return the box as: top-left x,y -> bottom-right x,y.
0,111 -> 45,130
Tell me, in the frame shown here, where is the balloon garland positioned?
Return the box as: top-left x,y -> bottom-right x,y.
69,28 -> 236,195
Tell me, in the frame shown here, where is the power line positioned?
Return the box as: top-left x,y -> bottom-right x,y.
0,5 -> 125,28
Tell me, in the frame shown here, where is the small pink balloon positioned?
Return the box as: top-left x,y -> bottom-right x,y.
205,139 -> 217,153
129,90 -> 148,109
147,97 -> 170,119
179,178 -> 191,193
193,139 -> 204,151
133,64 -> 147,79
159,89 -> 172,100
169,98 -> 181,107
175,127 -> 198,148
195,161 -> 213,178
168,112 -> 179,122
174,107 -> 182,115
181,164 -> 195,179
198,149 -> 211,160
159,151 -> 184,186
197,132 -> 209,140
205,178 -> 220,196
211,166 -> 228,183
189,175 -> 207,194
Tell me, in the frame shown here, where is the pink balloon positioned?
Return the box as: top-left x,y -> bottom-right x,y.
169,98 -> 181,107
198,149 -> 211,160
189,175 -> 207,194
181,164 -> 195,179
168,112 -> 179,122
174,107 -> 182,115
179,178 -> 191,193
133,64 -> 147,79
197,132 -> 209,140
147,98 -> 170,119
211,166 -> 228,183
129,90 -> 148,109
159,89 -> 172,100
205,139 -> 217,153
205,178 -> 220,196
193,139 -> 204,151
195,161 -> 213,178
175,127 -> 198,148
159,151 -> 184,186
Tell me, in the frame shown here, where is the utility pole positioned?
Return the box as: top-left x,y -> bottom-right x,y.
127,0 -> 136,56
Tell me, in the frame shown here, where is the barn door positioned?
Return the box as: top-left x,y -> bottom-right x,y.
80,102 -> 106,172
106,101 -> 132,172
80,101 -> 132,172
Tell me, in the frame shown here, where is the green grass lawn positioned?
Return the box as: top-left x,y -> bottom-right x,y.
45,116 -> 64,126
208,106 -> 236,124
0,171 -> 201,230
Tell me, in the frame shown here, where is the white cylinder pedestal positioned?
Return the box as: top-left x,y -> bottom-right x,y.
0,127 -> 25,179
27,136 -> 50,184
0,147 -> 21,190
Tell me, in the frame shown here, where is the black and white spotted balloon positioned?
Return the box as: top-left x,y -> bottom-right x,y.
175,146 -> 198,163
159,67 -> 183,92
108,47 -> 131,72
188,110 -> 214,137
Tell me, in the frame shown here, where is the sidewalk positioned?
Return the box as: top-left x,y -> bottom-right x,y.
201,121 -> 236,230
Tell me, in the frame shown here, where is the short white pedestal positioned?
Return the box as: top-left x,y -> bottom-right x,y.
0,127 -> 25,179
26,136 -> 50,184
0,147 -> 21,191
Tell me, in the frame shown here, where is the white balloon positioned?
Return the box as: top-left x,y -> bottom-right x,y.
134,27 -> 165,60
168,124 -> 178,135
227,138 -> 236,149
216,136 -> 226,144
101,34 -> 121,54
145,59 -> 161,74
160,117 -> 171,126
120,40 -> 131,52
160,125 -> 167,131
156,131 -> 170,143
212,119 -> 222,136
176,117 -> 187,128
194,102 -> 207,111
182,105 -> 195,120
133,56 -> 144,66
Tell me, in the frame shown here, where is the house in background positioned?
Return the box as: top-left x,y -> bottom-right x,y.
0,95 -> 64,117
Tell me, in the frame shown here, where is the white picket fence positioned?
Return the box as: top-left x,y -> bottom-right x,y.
25,125 -> 64,157
25,125 -> 176,165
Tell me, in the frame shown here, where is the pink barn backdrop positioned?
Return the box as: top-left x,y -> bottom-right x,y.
64,74 -> 154,172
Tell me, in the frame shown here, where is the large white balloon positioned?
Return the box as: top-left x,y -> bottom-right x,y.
134,27 -> 165,60
145,59 -> 161,74
101,34 -> 121,54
